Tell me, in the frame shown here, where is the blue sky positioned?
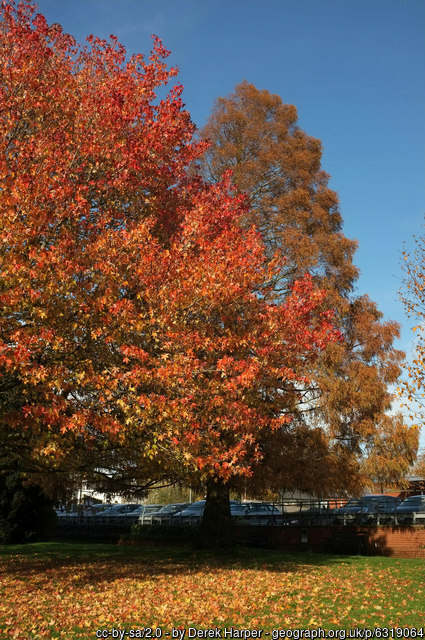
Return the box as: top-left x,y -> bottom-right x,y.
35,0 -> 425,427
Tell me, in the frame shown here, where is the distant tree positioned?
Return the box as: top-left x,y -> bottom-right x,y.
197,81 -> 418,496
411,449 -> 425,483
146,484 -> 199,506
361,414 -> 418,491
399,233 -> 425,429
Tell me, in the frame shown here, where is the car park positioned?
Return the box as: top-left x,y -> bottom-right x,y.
333,495 -> 400,525
395,495 -> 425,524
170,500 -> 283,526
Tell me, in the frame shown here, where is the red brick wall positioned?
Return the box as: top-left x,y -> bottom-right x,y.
366,526 -> 425,558
233,525 -> 425,558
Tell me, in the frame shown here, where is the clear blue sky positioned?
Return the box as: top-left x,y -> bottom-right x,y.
35,0 -> 425,426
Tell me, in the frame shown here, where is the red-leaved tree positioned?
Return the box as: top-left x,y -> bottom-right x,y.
0,1 -> 339,544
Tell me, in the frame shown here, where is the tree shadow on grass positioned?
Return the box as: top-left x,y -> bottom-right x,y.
0,540 -> 365,588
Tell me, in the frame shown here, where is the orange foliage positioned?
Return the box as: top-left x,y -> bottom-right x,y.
198,82 -> 418,494
0,2 -> 339,489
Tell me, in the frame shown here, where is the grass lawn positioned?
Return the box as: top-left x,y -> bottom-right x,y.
0,542 -> 424,638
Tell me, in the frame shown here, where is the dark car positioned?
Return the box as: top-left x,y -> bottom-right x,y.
235,502 -> 282,526
230,504 -> 251,521
334,495 -> 400,525
96,503 -> 142,521
90,504 -> 108,515
120,504 -> 161,523
140,503 -> 190,525
171,500 -> 241,525
395,495 -> 425,524
292,502 -> 336,526
171,500 -> 206,525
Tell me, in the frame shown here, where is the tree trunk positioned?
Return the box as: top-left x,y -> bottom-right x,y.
197,476 -> 234,548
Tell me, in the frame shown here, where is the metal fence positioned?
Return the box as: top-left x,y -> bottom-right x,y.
55,496 -> 425,529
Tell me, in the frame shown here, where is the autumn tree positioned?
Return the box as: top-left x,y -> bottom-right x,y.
197,81 -> 418,497
0,2 -> 341,545
399,233 -> 425,426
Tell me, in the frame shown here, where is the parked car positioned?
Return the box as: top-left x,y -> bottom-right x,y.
136,504 -> 170,524
55,507 -> 79,518
67,504 -> 108,517
234,502 -> 282,526
291,503 -> 336,526
171,500 -> 241,525
116,505 -> 144,517
333,495 -> 400,525
395,495 -> 425,524
90,504 -> 108,515
230,504 -> 251,521
141,503 -> 191,525
171,500 -> 206,525
106,504 -> 161,524
96,503 -> 141,520
56,505 -> 101,518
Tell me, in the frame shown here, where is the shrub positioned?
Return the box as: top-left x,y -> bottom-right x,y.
0,472 -> 57,543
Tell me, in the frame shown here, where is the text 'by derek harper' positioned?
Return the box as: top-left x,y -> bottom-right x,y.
96,629 -> 265,639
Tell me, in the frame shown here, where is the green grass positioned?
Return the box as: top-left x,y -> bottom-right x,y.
0,542 -> 424,638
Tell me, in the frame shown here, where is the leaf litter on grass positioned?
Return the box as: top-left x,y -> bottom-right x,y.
0,545 -> 424,639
